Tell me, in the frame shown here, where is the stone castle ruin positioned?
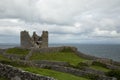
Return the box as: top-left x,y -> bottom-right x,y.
20,30 -> 48,48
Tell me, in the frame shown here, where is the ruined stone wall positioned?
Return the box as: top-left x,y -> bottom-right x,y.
0,63 -> 55,80
20,31 -> 33,48
32,60 -> 70,67
0,49 -> 6,54
2,53 -> 24,60
20,30 -> 48,48
35,64 -> 115,80
31,46 -> 77,53
41,31 -> 48,48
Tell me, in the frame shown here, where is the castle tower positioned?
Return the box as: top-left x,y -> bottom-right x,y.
20,30 -> 48,48
20,31 -> 33,48
32,32 -> 39,43
41,31 -> 48,48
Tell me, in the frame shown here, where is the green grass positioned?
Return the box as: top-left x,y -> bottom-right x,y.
106,70 -> 120,80
30,52 -> 87,66
22,67 -> 89,80
0,53 -> 88,80
91,65 -> 110,72
0,77 -> 8,80
0,51 -> 88,80
6,48 -> 29,56
0,52 -> 28,68
0,54 -> 10,61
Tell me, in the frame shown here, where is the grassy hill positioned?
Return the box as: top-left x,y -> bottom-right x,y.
0,47 -> 120,80
30,51 -> 87,66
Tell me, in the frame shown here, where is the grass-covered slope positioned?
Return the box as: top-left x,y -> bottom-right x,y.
30,52 -> 87,66
1,47 -> 120,80
22,67 -> 89,80
0,77 -> 8,80
0,54 -> 10,61
29,49 -> 110,72
0,48 -> 89,80
91,65 -> 110,72
6,47 -> 29,56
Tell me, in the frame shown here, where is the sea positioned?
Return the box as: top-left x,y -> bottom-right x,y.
0,43 -> 120,62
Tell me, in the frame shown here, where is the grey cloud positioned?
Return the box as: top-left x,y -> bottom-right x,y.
0,0 -> 120,25
0,0 -> 120,43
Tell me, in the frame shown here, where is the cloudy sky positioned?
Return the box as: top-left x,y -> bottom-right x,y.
0,0 -> 120,44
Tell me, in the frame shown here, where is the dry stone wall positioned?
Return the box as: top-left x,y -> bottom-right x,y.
32,60 -> 70,66
0,49 -> 6,54
92,60 -> 120,70
31,46 -> 77,53
2,54 -> 25,60
0,63 -> 55,80
35,64 -> 116,80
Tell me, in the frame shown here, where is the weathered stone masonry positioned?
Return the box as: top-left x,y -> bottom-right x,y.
21,30 -> 48,48
0,63 -> 55,80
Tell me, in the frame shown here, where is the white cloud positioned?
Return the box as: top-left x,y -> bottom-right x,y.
92,28 -> 120,38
